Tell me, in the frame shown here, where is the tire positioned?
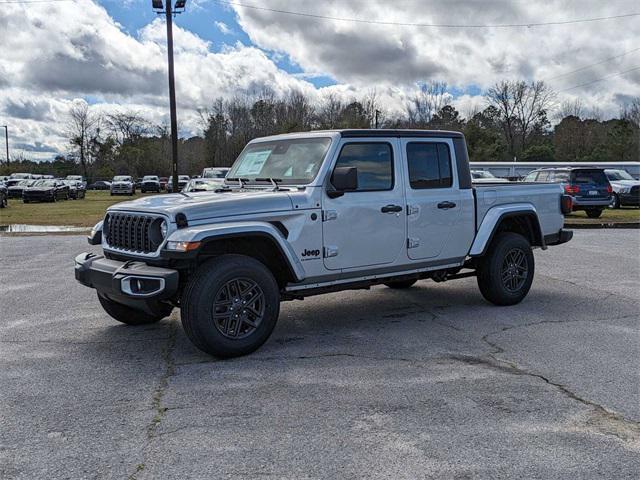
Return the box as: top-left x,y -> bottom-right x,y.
384,279 -> 418,289
609,193 -> 620,209
476,232 -> 534,306
98,293 -> 172,326
0,196 -> 6,208
181,255 -> 280,358
586,209 -> 603,218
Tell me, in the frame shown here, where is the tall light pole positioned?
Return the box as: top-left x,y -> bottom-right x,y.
1,126 -> 8,166
152,0 -> 186,193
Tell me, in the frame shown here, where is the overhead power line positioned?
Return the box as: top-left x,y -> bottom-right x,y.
217,1 -> 640,28
0,0 -> 73,3
559,65 -> 640,92
545,47 -> 640,81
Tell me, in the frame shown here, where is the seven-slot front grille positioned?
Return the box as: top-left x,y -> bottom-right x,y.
630,185 -> 639,197
104,213 -> 159,253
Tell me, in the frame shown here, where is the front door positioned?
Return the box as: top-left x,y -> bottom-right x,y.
322,139 -> 406,271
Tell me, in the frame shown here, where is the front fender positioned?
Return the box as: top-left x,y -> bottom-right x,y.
469,203 -> 543,257
166,221 -> 306,281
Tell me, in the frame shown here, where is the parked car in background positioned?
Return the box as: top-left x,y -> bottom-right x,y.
64,180 -> 86,199
7,179 -> 35,198
202,167 -> 230,179
604,169 -> 640,208
6,173 -> 33,187
141,176 -> 162,193
524,167 -> 612,218
166,175 -> 190,193
0,182 -> 7,208
110,176 -> 135,196
23,180 -> 70,203
471,170 -> 509,183
182,178 -> 226,192
159,177 -> 169,191
88,181 -> 112,190
65,175 -> 86,187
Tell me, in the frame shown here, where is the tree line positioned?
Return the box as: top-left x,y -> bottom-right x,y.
2,81 -> 638,180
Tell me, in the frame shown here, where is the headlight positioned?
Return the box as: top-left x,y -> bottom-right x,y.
160,220 -> 168,238
620,187 -> 630,194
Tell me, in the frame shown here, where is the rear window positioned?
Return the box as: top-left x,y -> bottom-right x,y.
570,169 -> 607,184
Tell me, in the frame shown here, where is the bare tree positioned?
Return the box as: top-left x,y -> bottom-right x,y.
67,102 -> 100,178
486,80 -> 556,157
557,99 -> 584,120
406,81 -> 450,126
317,94 -> 344,129
620,96 -> 640,127
106,111 -> 150,145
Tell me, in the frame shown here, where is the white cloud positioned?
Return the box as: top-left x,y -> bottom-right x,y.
1,0 -> 639,161
214,21 -> 233,36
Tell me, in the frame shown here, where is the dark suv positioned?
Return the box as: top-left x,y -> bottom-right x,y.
524,167 -> 612,218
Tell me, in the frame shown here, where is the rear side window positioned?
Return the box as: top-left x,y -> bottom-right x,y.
571,169 -> 607,184
553,172 -> 570,182
407,142 -> 453,189
536,171 -> 551,181
334,143 -> 393,191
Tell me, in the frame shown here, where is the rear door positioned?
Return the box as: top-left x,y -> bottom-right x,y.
322,139 -> 406,270
402,138 -> 473,260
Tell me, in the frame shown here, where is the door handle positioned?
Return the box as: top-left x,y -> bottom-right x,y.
437,201 -> 456,210
381,204 -> 403,213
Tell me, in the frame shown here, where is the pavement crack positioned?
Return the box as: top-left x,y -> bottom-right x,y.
478,331 -> 640,446
147,320 -> 178,438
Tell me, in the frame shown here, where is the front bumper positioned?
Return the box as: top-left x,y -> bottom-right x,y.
75,252 -> 179,313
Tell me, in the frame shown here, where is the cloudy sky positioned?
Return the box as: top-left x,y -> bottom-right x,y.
1,0 -> 639,161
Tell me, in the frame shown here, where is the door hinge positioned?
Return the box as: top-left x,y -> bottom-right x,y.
407,204 -> 419,216
407,237 -> 420,249
324,246 -> 339,258
322,210 -> 338,221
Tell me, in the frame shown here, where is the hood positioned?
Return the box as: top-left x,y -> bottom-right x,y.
610,179 -> 640,187
112,181 -> 132,186
108,188 -> 294,221
25,186 -> 54,192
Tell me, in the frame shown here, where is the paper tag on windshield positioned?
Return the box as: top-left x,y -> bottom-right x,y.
236,150 -> 271,176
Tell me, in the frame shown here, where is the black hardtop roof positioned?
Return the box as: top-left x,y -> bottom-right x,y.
334,129 -> 464,139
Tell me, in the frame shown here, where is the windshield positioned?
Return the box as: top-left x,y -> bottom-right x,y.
472,171 -> 494,179
143,176 -> 158,181
66,175 -> 82,180
184,179 -> 222,192
203,168 -> 229,178
113,176 -> 131,181
605,169 -> 634,181
228,138 -> 332,185
33,180 -> 56,187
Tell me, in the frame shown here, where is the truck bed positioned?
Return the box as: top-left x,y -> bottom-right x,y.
473,182 -> 565,237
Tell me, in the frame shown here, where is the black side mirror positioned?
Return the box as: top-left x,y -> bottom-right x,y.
328,167 -> 358,198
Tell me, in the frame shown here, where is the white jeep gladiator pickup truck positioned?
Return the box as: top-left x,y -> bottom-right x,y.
75,129 -> 573,357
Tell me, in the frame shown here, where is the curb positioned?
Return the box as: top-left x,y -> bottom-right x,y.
564,222 -> 640,229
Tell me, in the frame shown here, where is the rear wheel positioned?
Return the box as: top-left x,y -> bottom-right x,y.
609,193 -> 620,209
384,279 -> 418,289
98,293 -> 172,325
476,232 -> 534,306
181,255 -> 280,358
586,208 -> 603,218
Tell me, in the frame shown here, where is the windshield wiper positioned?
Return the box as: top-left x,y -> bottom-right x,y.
226,177 -> 249,188
255,177 -> 283,191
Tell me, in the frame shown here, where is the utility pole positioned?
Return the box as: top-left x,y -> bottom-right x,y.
374,109 -> 381,129
153,0 -> 186,193
1,126 -> 8,166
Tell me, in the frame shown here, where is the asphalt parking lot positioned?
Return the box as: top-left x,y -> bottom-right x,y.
1,230 -> 638,479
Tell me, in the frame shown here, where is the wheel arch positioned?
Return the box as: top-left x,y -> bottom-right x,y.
470,205 -> 544,257
168,221 -> 306,286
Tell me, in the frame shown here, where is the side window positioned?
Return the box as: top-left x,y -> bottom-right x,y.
334,143 -> 393,191
524,172 -> 538,182
407,142 -> 453,189
537,171 -> 550,182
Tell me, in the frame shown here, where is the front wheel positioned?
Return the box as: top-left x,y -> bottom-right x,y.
586,208 -> 603,218
609,193 -> 620,209
98,293 -> 172,325
181,255 -> 280,358
476,232 -> 534,306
